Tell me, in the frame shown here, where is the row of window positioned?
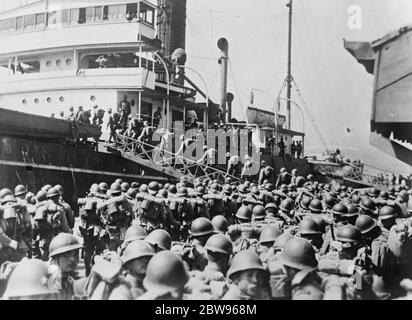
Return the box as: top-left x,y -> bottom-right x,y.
45,58 -> 72,67
0,2 -> 155,33
21,95 -> 96,105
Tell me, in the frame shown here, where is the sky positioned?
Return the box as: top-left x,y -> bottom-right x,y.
1,0 -> 412,174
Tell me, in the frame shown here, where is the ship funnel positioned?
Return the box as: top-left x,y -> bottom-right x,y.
217,37 -> 229,123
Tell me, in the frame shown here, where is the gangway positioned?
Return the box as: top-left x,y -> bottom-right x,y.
114,134 -> 243,184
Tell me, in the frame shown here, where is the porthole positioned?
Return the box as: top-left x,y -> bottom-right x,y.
66,58 -> 72,65
59,96 -> 64,102
90,95 -> 96,102
34,98 -> 39,104
56,59 -> 61,66
46,97 -> 52,103
46,60 -> 52,67
22,99 -> 27,104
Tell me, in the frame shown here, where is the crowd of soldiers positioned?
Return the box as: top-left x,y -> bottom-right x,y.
1,165 -> 412,300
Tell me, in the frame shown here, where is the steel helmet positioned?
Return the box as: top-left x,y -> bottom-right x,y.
114,178 -> 123,185
14,184 -> 27,197
89,183 -> 100,196
339,192 -> 348,199
124,224 -> 148,243
280,198 -> 294,213
211,183 -> 220,192
388,187 -> 395,195
36,190 -> 48,202
163,183 -> 170,190
259,224 -> 282,244
121,182 -> 130,193
378,206 -> 396,220
311,216 -> 326,233
1,194 -> 16,205
126,188 -> 137,200
225,177 -> 233,184
48,233 -> 83,258
0,188 -> 13,199
274,233 -> 294,251
235,206 -> 252,221
265,183 -> 274,192
211,215 -> 229,233
309,199 -> 323,213
368,188 -> 379,197
335,225 -> 362,244
332,203 -> 348,216
205,234 -> 233,255
250,186 -> 260,196
41,184 -> 52,192
298,218 -> 322,235
148,181 -> 159,195
189,217 -> 214,237
122,240 -> 154,265
300,196 -> 312,210
110,182 -> 122,196
47,187 -> 60,198
351,195 -> 361,204
54,184 -> 64,195
146,229 -> 172,251
139,184 -> 149,193
344,204 -> 360,217
265,203 -> 278,211
238,185 -> 248,194
195,186 -> 205,196
131,182 -> 140,189
223,185 -> 232,194
3,259 -> 59,299
177,187 -> 188,197
278,237 -> 318,271
157,189 -> 169,199
359,189 -> 368,197
355,215 -> 378,235
279,167 -> 286,173
279,184 -> 288,193
143,251 -> 189,295
168,185 -> 177,194
98,182 -> 109,192
252,205 -> 266,220
360,198 -> 376,213
226,250 -> 266,280
379,191 -> 389,200
324,195 -> 336,209
288,183 -> 296,191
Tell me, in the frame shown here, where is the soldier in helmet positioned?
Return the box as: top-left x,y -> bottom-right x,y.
277,237 -> 324,300
319,203 -> 348,255
187,234 -> 232,299
145,229 -> 171,252
120,223 -> 148,255
222,250 -> 270,300
211,215 -> 229,234
54,185 -> 75,230
2,258 -> 61,300
259,224 -> 282,263
359,198 -> 377,218
48,233 -> 83,299
297,218 -> 324,251
139,251 -> 189,300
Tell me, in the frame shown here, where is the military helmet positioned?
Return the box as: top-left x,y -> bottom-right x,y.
295,176 -> 306,187
89,183 -> 100,196
368,188 -> 379,197
351,195 -> 361,204
211,183 -> 220,192
280,198 -> 294,213
355,215 -> 378,235
300,196 -> 312,210
279,167 -> 286,173
54,184 -> 63,195
131,182 -> 140,189
225,177 -> 233,184
195,186 -> 205,196
279,184 -> 288,193
309,199 -> 323,213
143,251 -> 189,295
121,182 -> 130,193
265,183 -> 274,191
148,181 -> 159,195
163,183 -> 170,190
3,259 -> 59,299
124,224 -> 147,244
146,229 -> 172,251
298,218 -> 322,235
205,234 -> 233,255
168,185 -> 177,194
324,196 -> 336,209
1,194 -> 16,205
388,187 -> 395,195
265,202 -> 278,211
126,188 -> 137,200
14,184 -> 27,197
335,225 -> 362,244
139,184 -> 149,193
98,182 -> 109,192
259,224 -> 282,244
211,215 -> 228,233
279,237 -> 318,271
177,187 -> 188,197
252,205 -> 266,219
115,178 -> 123,185
189,217 -> 214,237
48,233 -> 83,258
332,203 -> 348,216
250,186 -> 260,195
360,198 -> 376,213
378,206 -> 396,220
157,189 -> 169,199
0,188 -> 13,199
47,187 -> 60,198
359,189 -> 368,197
110,182 -> 122,196
226,250 -> 266,280
235,206 -> 252,221
344,204 -> 360,217
311,216 -> 326,233
238,185 -> 248,194
379,190 -> 389,200
36,190 -> 48,202
223,184 -> 232,194
122,240 -> 154,265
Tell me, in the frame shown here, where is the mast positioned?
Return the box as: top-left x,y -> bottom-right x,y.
286,0 -> 293,130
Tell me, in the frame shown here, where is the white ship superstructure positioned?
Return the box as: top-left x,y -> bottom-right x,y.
0,0 -> 199,128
